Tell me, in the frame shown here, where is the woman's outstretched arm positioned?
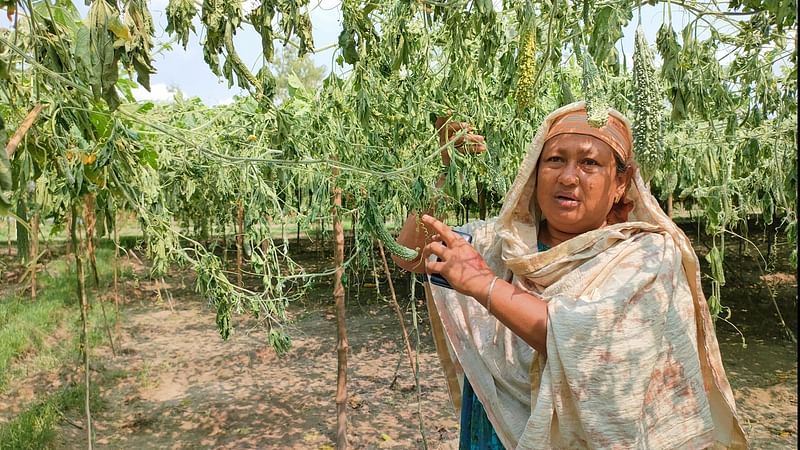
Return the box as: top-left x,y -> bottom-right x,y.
421,214 -> 548,354
392,117 -> 485,272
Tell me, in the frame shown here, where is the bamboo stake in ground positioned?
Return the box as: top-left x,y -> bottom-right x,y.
378,242 -> 429,446
84,194 -> 99,285
332,176 -> 348,450
66,212 -> 73,254
6,218 -> 11,255
71,203 -> 93,450
236,200 -> 244,287
159,277 -> 175,313
113,213 -> 120,315
377,242 -> 416,379
30,212 -> 38,299
222,219 -> 228,264
83,194 -> 117,353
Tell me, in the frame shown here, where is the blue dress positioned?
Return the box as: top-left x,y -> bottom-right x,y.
458,241 -> 549,449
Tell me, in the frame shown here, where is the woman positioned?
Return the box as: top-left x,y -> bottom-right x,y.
393,102 -> 746,449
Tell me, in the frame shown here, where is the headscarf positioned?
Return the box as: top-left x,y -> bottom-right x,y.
544,108 -> 633,164
425,101 -> 746,449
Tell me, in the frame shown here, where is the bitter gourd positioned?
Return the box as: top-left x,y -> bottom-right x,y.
582,50 -> 609,128
632,25 -> 664,182
364,197 -> 419,261
514,27 -> 537,114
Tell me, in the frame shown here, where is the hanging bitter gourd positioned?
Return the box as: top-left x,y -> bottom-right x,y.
558,71 -> 575,106
632,25 -> 664,182
364,196 -> 419,261
514,26 -> 537,115
582,50 -> 609,128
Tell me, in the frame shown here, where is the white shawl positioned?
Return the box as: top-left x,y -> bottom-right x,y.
426,102 -> 747,449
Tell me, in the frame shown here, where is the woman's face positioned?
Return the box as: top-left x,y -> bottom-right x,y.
536,133 -> 627,236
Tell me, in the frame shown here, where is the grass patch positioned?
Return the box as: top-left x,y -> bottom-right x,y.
0,383 -> 103,450
0,263 -> 74,388
0,246 -> 130,448
0,248 -> 131,389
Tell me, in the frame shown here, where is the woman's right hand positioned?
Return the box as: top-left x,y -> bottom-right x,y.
434,115 -> 487,166
392,116 -> 486,273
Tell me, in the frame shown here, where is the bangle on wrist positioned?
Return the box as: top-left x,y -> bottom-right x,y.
486,276 -> 500,315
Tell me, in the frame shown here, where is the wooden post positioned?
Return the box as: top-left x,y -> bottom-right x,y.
296,185 -> 302,245
84,194 -> 99,286
15,202 -> 29,262
113,212 -> 120,316
222,218 -> 228,263
30,212 -> 39,299
236,201 -> 244,287
378,242 -> 416,377
332,173 -> 348,449
71,203 -> 93,450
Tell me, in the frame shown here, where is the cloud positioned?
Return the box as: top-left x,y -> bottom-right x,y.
217,97 -> 235,106
132,83 -> 177,103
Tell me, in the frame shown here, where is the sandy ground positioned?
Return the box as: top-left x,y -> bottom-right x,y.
49,277 -> 461,449
1,253 -> 796,449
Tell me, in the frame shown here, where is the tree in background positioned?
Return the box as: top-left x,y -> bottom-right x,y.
268,43 -> 326,105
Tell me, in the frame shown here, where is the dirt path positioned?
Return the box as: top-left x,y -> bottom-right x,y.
717,332 -> 797,449
1,266 -> 796,449
49,280 -> 460,449
57,285 -> 798,448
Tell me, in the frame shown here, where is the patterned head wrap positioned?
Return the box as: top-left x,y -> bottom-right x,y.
544,109 -> 633,163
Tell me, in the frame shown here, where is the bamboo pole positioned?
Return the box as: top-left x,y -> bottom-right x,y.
66,212 -> 73,254
377,242 -> 416,378
84,194 -> 99,286
296,185 -> 302,245
236,200 -> 244,287
113,212 -> 120,313
30,212 -> 38,299
71,203 -> 93,450
5,104 -> 44,159
379,241 -> 431,450
222,218 -> 228,263
332,174 -> 348,449
80,196 -> 116,352
112,213 -> 122,341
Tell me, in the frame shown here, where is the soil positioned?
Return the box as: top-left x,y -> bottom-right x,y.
0,231 -> 796,449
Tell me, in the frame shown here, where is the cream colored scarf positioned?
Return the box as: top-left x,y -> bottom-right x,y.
426,102 -> 746,449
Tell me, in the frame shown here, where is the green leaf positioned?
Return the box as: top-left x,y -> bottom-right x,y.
286,72 -> 305,98
137,101 -> 155,113
138,148 -> 158,169
89,111 -> 112,140
338,28 -> 359,65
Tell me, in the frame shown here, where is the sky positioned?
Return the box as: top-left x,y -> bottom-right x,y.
136,0 -> 344,105
2,0 -> 711,106
134,0 -> 685,105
